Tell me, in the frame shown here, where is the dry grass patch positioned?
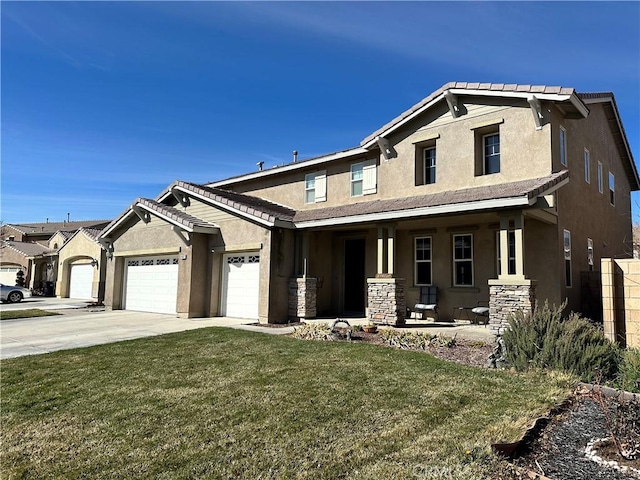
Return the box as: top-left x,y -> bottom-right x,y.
1,327 -> 573,479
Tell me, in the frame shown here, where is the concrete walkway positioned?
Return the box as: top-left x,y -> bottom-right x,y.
0,311 -> 293,360
1,310 -> 492,360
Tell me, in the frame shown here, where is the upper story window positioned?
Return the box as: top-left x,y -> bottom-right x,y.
584,149 -> 590,184
559,126 -> 567,166
414,237 -> 432,286
597,162 -> 603,193
609,172 -> 615,206
483,133 -> 500,174
587,237 -> 594,271
414,136 -> 438,186
304,170 -> 326,204
453,234 -> 473,286
423,147 -> 436,185
351,160 -> 377,197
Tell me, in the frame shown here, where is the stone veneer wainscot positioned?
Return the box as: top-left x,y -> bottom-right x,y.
367,277 -> 406,326
288,277 -> 317,320
488,279 -> 537,335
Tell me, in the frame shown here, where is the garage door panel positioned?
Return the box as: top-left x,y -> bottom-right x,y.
222,253 -> 260,319
124,256 -> 178,315
0,267 -> 20,285
69,264 -> 94,299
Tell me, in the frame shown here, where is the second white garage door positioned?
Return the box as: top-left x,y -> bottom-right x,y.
221,253 -> 260,319
124,256 -> 179,314
69,264 -> 94,299
0,267 -> 20,286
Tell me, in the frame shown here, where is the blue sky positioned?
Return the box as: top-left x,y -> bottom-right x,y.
2,1 -> 639,224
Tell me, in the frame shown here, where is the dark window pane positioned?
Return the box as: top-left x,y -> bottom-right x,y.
417,262 -> 432,285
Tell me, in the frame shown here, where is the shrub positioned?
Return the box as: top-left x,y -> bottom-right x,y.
617,348 -> 640,393
502,302 -> 620,382
379,330 -> 457,350
291,323 -> 332,341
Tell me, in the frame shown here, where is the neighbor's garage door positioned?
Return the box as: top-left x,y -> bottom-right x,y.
124,256 -> 179,314
69,264 -> 94,299
0,267 -> 20,285
221,253 -> 260,319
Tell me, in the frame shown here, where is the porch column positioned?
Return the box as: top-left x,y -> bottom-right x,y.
490,212 -> 536,335
377,226 -> 385,274
387,225 -> 395,275
498,213 -> 525,281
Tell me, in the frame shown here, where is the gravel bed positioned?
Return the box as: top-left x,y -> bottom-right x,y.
516,398 -> 637,480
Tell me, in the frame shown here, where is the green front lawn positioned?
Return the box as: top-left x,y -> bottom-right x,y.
1,328 -> 572,479
0,308 -> 61,320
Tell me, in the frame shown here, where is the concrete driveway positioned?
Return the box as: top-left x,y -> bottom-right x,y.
0,311 -> 271,360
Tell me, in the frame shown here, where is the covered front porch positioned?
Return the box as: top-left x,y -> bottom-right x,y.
289,208 -> 558,335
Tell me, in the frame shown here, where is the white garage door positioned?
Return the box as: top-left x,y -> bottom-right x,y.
222,253 -> 260,319
69,264 -> 94,299
0,267 -> 20,285
124,256 -> 179,314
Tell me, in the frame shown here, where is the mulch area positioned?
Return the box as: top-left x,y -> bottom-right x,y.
514,396 -> 639,479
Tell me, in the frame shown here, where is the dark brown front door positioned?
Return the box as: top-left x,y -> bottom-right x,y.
343,238 -> 366,315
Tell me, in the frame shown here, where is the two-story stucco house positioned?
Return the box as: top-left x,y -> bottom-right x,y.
99,82 -> 638,333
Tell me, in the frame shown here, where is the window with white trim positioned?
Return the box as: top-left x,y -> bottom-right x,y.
453,234 -> 473,286
350,160 -> 377,197
597,162 -> 603,193
496,231 -> 516,276
609,172 -> 615,206
584,149 -> 590,183
423,147 -> 436,184
587,238 -> 594,271
559,126 -> 567,166
564,229 -> 572,288
483,133 -> 500,174
304,170 -> 326,204
414,237 -> 432,286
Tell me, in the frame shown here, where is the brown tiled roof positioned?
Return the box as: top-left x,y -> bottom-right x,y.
361,82 -> 579,146
294,171 -> 569,224
79,228 -> 103,241
1,240 -> 56,257
136,198 -> 217,230
176,181 -> 296,223
7,219 -> 111,236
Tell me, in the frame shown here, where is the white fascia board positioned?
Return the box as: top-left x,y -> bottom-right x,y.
528,176 -> 570,202
362,96 -> 445,149
449,89 -> 589,117
362,89 -> 588,149
294,196 -> 530,229
99,208 -> 135,239
171,186 -> 275,228
209,147 -> 369,187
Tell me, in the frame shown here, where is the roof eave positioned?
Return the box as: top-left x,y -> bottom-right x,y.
361,88 -> 589,149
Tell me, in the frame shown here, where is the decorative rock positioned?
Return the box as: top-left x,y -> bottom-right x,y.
288,277 -> 317,319
366,278 -> 406,326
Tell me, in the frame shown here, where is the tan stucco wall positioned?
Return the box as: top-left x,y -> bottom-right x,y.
103,202 -> 279,321
553,103 -> 634,313
49,232 -> 67,250
228,99 -> 553,210
55,232 -> 105,299
602,258 -> 640,348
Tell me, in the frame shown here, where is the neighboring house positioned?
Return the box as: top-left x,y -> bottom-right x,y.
99,82 -> 638,333
0,241 -> 56,291
55,228 -> 106,301
0,220 -> 110,294
1,220 -> 110,246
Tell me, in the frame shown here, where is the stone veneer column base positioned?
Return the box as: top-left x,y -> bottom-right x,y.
488,279 -> 537,335
367,277 -> 406,326
288,277 -> 317,320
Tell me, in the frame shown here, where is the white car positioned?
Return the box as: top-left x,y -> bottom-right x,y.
0,283 -> 32,303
